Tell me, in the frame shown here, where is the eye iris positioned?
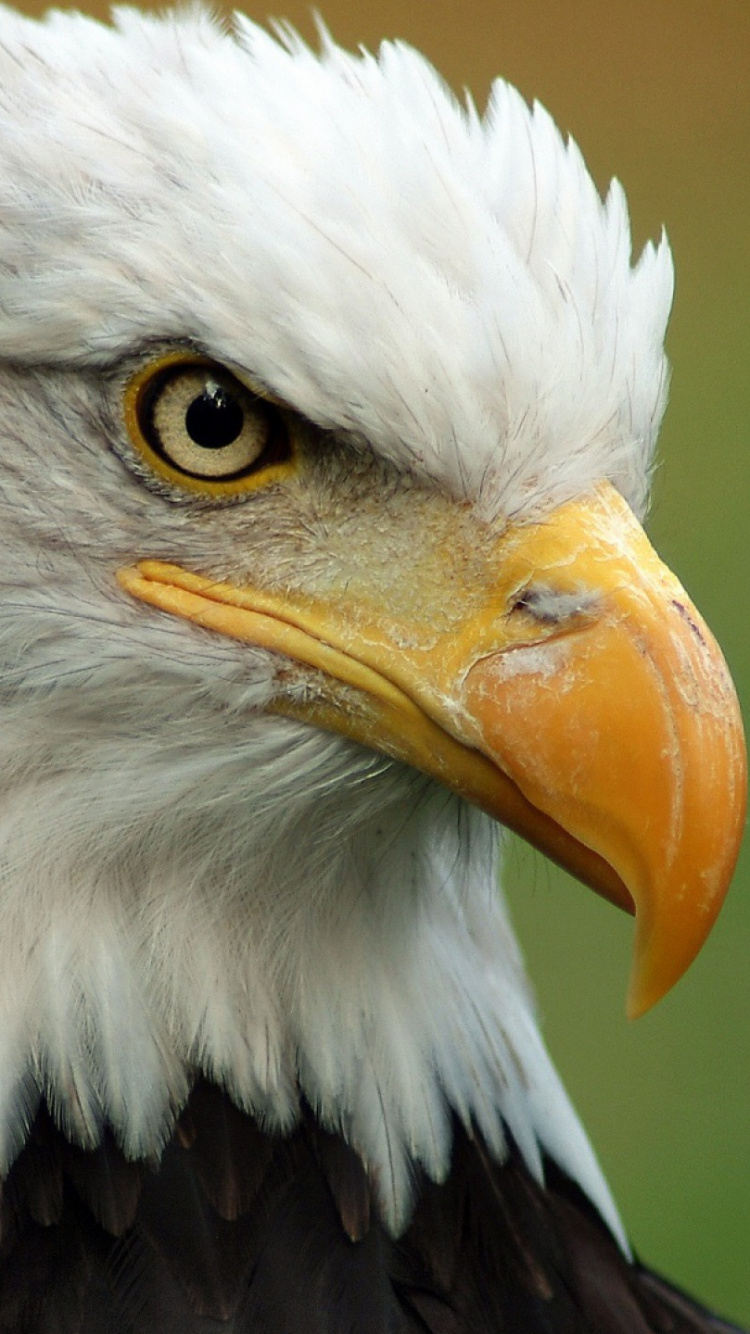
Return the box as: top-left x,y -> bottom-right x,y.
128,356 -> 293,490
185,383 -> 244,450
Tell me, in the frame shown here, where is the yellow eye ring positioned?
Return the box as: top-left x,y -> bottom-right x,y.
123,351 -> 296,497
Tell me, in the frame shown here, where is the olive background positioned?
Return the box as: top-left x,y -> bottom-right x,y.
13,0 -> 750,1323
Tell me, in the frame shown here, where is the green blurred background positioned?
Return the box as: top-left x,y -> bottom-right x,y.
16,0 -> 750,1321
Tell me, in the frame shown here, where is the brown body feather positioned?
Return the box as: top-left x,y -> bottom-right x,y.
0,1083 -> 743,1333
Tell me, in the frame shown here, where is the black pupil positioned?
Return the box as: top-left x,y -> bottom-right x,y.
185,382 -> 244,450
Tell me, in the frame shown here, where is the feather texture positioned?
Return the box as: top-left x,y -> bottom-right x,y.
0,1085 -> 742,1334
0,6 -> 671,520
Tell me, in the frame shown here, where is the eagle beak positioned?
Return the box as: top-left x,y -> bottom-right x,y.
118,482 -> 746,1018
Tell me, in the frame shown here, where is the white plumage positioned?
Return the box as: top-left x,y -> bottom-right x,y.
0,7 -> 671,519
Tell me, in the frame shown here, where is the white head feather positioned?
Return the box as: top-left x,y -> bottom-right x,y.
0,5 -> 674,1244
0,5 -> 672,520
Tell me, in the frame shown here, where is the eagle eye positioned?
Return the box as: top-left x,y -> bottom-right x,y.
123,354 -> 292,496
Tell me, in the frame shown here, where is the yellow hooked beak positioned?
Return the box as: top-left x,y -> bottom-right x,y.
118,481 -> 746,1018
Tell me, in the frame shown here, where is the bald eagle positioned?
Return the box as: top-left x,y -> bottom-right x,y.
0,6 -> 744,1331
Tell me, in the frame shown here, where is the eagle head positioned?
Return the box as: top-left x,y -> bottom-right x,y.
0,6 -> 743,1253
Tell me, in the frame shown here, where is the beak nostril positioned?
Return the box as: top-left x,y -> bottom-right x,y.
509,585 -> 599,625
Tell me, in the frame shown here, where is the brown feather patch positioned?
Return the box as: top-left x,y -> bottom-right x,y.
0,1088 -> 745,1334
309,1115 -> 372,1242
